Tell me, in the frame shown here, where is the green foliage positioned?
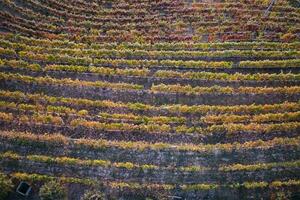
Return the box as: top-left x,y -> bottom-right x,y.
0,173 -> 13,200
114,162 -> 135,169
154,70 -> 300,81
39,181 -> 67,200
151,83 -> 300,95
81,190 -> 105,200
288,0 -> 300,7
243,181 -> 268,189
78,109 -> 89,116
182,183 -> 218,191
240,59 -> 300,68
0,72 -> 144,91
1,90 -> 299,117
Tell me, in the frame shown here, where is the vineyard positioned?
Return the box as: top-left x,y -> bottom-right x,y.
0,0 -> 299,199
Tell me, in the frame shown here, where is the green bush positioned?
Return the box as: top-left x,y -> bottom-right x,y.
0,173 -> 13,200
81,190 -> 104,200
39,180 -> 67,200
288,0 -> 300,7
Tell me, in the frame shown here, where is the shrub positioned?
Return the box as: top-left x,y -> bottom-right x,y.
288,0 -> 300,7
0,173 -> 13,200
81,190 -> 105,200
243,181 -> 268,189
280,33 -> 297,42
78,109 -> 89,116
39,180 -> 67,200
0,112 -> 13,122
114,162 -> 135,170
181,183 -> 218,191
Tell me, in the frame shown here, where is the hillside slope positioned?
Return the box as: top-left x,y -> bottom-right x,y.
0,0 -> 299,199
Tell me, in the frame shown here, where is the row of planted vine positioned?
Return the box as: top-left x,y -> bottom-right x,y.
2,48 -> 300,69
2,72 -> 300,95
2,33 -> 299,51
1,151 -> 299,173
1,90 -> 298,116
2,59 -> 300,81
0,110 -> 299,137
1,99 -> 300,125
1,0 -> 299,42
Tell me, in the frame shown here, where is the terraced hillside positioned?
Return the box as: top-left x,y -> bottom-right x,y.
0,0 -> 299,199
